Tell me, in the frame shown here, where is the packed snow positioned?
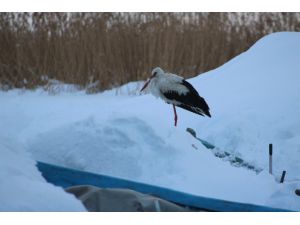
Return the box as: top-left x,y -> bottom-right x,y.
0,32 -> 300,211
0,136 -> 86,211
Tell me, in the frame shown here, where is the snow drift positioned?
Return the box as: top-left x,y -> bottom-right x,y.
191,32 -> 300,181
0,137 -> 85,211
0,32 -> 300,211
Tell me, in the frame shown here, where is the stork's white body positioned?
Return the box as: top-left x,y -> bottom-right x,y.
148,72 -> 189,105
140,67 -> 211,126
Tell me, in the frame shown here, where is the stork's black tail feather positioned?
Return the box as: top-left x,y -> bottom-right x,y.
162,79 -> 211,118
179,80 -> 211,117
197,95 -> 211,117
177,96 -> 211,117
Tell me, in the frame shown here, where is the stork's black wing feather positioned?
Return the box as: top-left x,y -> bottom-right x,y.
162,80 -> 211,117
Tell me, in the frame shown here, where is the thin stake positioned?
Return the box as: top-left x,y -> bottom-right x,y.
269,144 -> 273,175
280,170 -> 286,183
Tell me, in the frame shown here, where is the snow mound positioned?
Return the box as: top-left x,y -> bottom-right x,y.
0,137 -> 85,211
191,32 -> 300,181
27,117 -> 179,181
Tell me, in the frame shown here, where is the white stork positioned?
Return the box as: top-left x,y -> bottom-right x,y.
140,67 -> 211,126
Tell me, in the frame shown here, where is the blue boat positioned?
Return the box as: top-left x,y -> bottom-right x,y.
36,161 -> 291,212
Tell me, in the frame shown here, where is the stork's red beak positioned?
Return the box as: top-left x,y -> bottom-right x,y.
140,74 -> 155,92
140,79 -> 151,92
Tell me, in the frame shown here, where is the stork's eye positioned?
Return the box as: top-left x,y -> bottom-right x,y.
150,71 -> 157,79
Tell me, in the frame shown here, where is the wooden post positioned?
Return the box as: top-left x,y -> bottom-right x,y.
280,170 -> 286,183
269,144 -> 273,175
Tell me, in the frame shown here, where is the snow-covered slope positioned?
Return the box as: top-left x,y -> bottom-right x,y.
191,32 -> 300,181
0,32 -> 300,211
0,137 -> 86,211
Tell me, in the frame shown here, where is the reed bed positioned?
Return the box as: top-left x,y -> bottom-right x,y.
0,12 -> 299,92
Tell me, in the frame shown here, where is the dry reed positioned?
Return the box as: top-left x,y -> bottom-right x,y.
0,12 -> 299,92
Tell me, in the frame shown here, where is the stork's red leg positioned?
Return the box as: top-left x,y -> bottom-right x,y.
173,104 -> 178,126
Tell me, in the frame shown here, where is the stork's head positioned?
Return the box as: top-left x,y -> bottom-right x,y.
151,67 -> 164,78
140,67 -> 164,92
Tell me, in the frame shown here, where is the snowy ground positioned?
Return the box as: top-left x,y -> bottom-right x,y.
1,32 -> 300,211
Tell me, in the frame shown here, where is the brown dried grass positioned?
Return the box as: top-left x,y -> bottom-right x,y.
0,12 -> 299,92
